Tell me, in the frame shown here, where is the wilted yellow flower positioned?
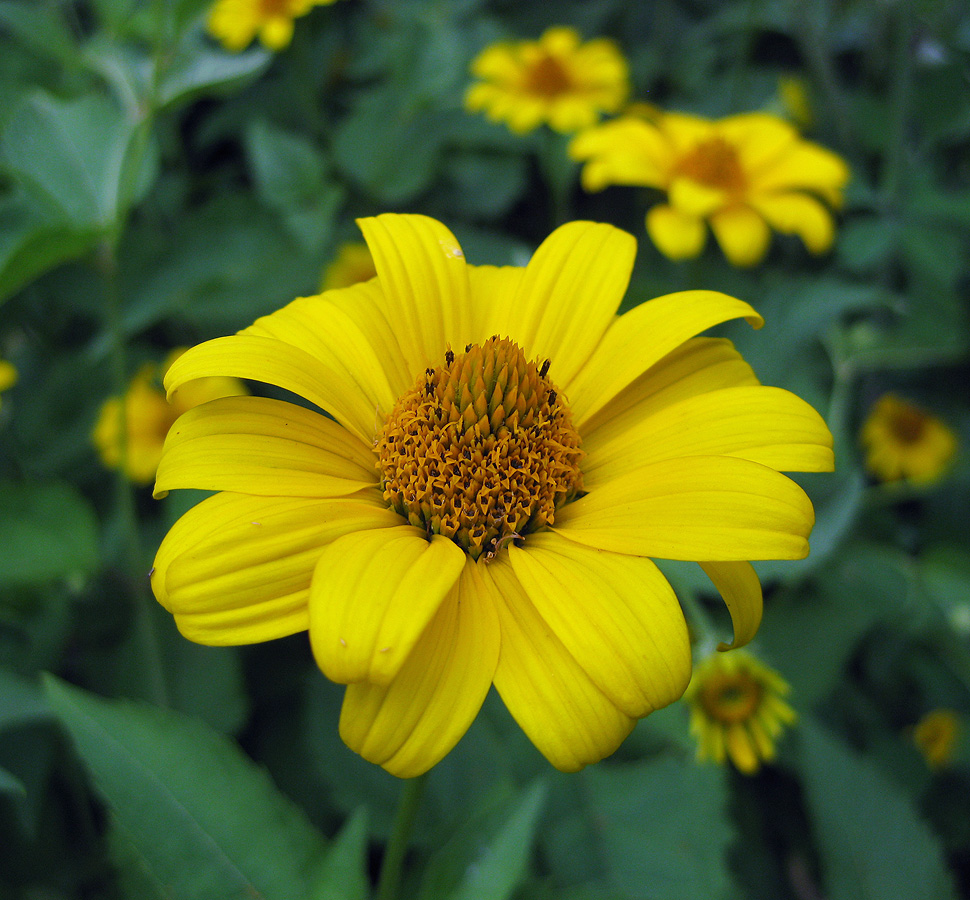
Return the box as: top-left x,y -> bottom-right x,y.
860,393 -> 957,484
684,650 -> 797,774
913,709 -> 960,770
152,213 -> 832,778
322,242 -> 377,291
208,0 -> 337,52
0,357 -> 16,411
465,27 -> 629,134
570,110 -> 849,266
93,350 -> 247,485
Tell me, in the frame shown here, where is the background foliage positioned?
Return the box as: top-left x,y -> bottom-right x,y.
1,0 -> 969,897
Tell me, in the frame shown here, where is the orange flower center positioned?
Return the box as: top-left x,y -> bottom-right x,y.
699,670 -> 763,725
525,54 -> 573,98
376,336 -> 584,561
258,0 -> 290,15
676,137 -> 746,194
889,404 -> 928,445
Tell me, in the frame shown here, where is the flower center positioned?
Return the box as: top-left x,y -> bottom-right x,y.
700,671 -> 763,725
258,0 -> 290,15
525,54 -> 573,97
375,336 -> 584,561
889,404 -> 927,445
676,137 -> 746,194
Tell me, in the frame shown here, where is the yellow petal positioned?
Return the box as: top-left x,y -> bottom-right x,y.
726,724 -> 760,774
244,293 -> 398,421
553,456 -> 815,561
569,118 -> 669,191
583,385 -> 834,486
754,142 -> 850,196
155,396 -> 377,499
668,177 -> 729,217
646,204 -> 707,261
567,291 -> 763,429
509,533 -> 690,718
748,192 -> 836,254
152,493 -> 399,644
660,112 -> 716,154
260,15 -> 294,50
506,221 -> 636,389
488,557 -> 635,772
467,264 -> 527,349
357,214 -> 471,378
709,206 -> 772,267
699,561 -> 763,650
309,527 -> 466,687
164,335 -> 378,446
339,560 -> 500,778
720,113 -> 798,173
581,336 -> 758,440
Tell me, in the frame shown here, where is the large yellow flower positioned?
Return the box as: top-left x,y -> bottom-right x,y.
860,393 -> 958,484
207,0 -> 337,52
570,111 -> 849,266
683,650 -> 797,774
152,214 -> 832,777
465,27 -> 629,134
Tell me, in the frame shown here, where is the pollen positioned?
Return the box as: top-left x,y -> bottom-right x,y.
375,336 -> 584,561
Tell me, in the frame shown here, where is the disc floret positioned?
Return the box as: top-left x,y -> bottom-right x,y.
376,336 -> 584,560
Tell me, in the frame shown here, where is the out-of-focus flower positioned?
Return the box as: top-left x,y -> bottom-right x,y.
777,75 -> 814,129
322,242 -> 377,291
0,357 -> 17,411
465,27 -> 629,134
860,393 -> 958,484
93,350 -> 247,485
684,650 -> 797,774
570,110 -> 849,267
208,0 -> 337,52
913,709 -> 960,769
151,213 -> 832,778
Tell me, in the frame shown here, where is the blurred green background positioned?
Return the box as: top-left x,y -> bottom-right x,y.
1,0 -> 969,898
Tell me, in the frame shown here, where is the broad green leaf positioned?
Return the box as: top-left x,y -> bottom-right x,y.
582,758 -> 735,900
446,780 -> 548,900
43,677 -> 328,900
159,39 -> 271,110
0,669 -> 49,730
799,721 -> 957,900
245,119 -> 328,210
312,807 -> 370,900
0,765 -> 25,796
0,481 -> 99,587
0,1 -> 78,67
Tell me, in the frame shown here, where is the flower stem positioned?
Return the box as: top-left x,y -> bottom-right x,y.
375,772 -> 429,900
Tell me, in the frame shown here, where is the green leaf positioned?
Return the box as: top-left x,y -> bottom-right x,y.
0,669 -> 49,731
311,807 -> 370,900
446,780 -> 548,900
799,720 -> 957,900
0,764 -> 26,796
43,676 -> 328,900
0,1 -> 78,67
582,758 -> 735,900
245,119 -> 328,211
159,38 -> 271,110
0,481 -> 99,587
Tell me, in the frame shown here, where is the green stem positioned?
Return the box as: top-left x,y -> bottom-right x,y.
679,588 -> 720,657
375,772 -> 429,900
798,0 -> 852,146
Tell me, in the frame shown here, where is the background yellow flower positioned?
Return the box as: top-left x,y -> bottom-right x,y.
321,242 -> 377,291
570,110 -> 849,266
860,393 -> 958,484
208,0 -> 337,52
465,27 -> 629,134
912,710 -> 960,770
0,357 -> 16,411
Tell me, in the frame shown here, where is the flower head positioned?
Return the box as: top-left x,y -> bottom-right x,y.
570,110 -> 849,266
152,213 -> 832,777
207,0 -> 337,52
0,357 -> 16,411
322,242 -> 377,292
93,350 -> 247,485
465,27 -> 629,134
912,709 -> 960,770
684,650 -> 797,774
860,393 -> 958,485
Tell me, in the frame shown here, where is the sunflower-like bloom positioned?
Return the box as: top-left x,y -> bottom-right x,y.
93,350 -> 247,485
151,214 -> 832,777
0,357 -> 16,411
207,0 -> 337,52
912,709 -> 960,770
321,242 -> 377,291
570,111 -> 849,267
860,393 -> 958,485
465,27 -> 629,134
684,650 -> 797,774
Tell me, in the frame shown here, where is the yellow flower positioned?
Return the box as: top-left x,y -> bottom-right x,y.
152,213 -> 832,777
570,110 -> 849,266
93,350 -> 247,485
465,27 -> 629,134
207,0 -> 337,52
321,242 -> 377,291
912,709 -> 960,770
684,650 -> 797,774
860,393 -> 957,484
0,357 -> 17,411
778,75 -> 814,129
